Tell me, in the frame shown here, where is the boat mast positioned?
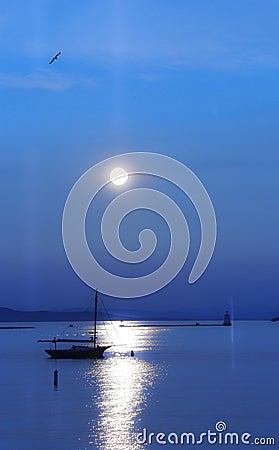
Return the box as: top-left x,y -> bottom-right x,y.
93,290 -> 98,348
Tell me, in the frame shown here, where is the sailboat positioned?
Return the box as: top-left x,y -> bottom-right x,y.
38,291 -> 111,359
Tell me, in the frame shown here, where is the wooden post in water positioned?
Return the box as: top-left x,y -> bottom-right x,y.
53,369 -> 58,387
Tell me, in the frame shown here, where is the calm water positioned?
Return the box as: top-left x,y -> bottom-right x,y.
0,321 -> 278,449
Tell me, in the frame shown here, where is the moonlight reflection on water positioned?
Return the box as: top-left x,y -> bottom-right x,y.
84,356 -> 160,449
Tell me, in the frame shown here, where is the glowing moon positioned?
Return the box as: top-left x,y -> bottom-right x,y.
110,167 -> 128,186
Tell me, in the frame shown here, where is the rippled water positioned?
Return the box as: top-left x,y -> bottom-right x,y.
0,321 -> 278,449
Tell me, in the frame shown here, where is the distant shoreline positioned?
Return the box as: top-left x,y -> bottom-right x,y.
0,306 -> 226,322
0,306 -> 276,322
0,326 -> 34,329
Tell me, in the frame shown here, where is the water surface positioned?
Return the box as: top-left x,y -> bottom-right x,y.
0,321 -> 278,449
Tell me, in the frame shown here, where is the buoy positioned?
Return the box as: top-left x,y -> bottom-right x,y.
130,350 -> 134,357
54,369 -> 58,387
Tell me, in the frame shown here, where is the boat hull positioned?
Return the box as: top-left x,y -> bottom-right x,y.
45,345 -> 111,359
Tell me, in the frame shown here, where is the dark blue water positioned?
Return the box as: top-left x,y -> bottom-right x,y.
0,321 -> 278,449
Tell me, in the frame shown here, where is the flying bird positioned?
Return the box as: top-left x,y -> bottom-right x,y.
49,51 -> 61,64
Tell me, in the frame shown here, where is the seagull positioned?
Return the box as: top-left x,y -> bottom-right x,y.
49,51 -> 61,64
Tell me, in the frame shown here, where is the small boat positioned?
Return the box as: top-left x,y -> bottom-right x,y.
38,291 -> 111,359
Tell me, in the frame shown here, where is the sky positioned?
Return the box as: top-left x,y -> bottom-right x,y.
1,0 -> 279,319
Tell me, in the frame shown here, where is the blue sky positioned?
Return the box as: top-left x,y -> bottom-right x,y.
1,0 -> 279,318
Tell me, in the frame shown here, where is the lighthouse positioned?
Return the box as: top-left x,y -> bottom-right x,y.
223,310 -> 231,326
